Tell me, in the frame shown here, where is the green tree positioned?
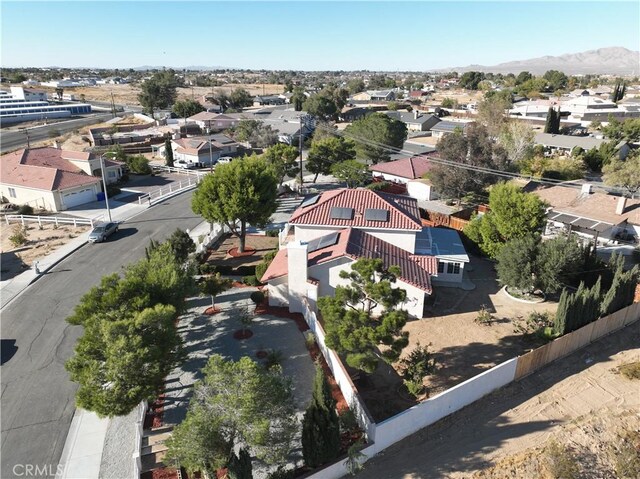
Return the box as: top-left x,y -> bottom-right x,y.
138,70 -> 179,117
290,87 -> 306,111
164,138 -> 174,167
192,156 -> 278,252
234,119 -> 278,148
344,112 -> 407,164
262,143 -> 300,186
441,97 -> 456,109
600,255 -> 639,316
228,88 -> 254,110
544,107 -> 560,134
515,71 -> 533,85
535,235 -> 584,293
603,151 -> 640,198
318,258 -> 410,373
477,94 -> 512,137
126,154 -> 152,174
543,70 -> 568,91
303,94 -> 338,121
166,355 -> 297,469
554,280 -> 602,335
307,136 -> 355,182
495,234 -> 539,292
199,273 -> 232,310
330,160 -> 369,188
172,99 -> 205,118
164,405 -> 231,477
428,124 -> 509,203
301,365 -> 341,468
347,78 -> 366,94
459,71 -> 485,90
66,303 -> 182,417
167,228 -> 195,264
464,183 -> 547,258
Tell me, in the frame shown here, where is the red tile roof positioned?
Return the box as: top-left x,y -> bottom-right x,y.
1,148 -> 100,191
261,228 -> 435,293
369,156 -> 433,180
289,188 -> 422,231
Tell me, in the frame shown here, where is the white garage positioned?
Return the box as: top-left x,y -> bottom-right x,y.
62,187 -> 97,209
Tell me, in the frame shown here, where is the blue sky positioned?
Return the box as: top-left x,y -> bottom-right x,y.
2,1 -> 638,70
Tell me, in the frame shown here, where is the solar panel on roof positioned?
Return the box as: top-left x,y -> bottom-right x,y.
330,207 -> 354,220
364,208 -> 389,222
300,194 -> 320,208
306,232 -> 340,253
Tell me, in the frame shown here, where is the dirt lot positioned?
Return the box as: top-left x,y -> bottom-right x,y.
63,83 -> 284,106
0,222 -> 89,279
204,234 -> 279,277
355,322 -> 640,479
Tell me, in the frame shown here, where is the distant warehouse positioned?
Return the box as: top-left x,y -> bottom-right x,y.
0,86 -> 91,125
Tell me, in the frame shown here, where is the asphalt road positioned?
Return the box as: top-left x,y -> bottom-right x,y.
0,191 -> 202,479
0,114 -> 113,153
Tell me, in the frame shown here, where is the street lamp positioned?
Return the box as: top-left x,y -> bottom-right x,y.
99,153 -> 113,222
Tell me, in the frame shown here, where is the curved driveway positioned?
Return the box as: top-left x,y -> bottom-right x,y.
1,192 -> 201,478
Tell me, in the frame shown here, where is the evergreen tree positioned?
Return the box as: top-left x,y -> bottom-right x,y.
544,107 -> 555,134
164,138 -> 174,167
301,365 -> 341,468
554,107 -> 561,133
227,448 -> 253,479
600,258 -> 639,316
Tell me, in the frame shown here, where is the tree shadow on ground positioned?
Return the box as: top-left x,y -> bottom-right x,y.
353,324 -> 640,479
0,251 -> 28,281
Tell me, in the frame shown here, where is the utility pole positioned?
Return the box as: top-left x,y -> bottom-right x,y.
207,127 -> 214,173
100,154 -> 113,222
298,115 -> 305,191
21,128 -> 31,149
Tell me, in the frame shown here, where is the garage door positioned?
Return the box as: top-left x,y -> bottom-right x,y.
62,188 -> 96,208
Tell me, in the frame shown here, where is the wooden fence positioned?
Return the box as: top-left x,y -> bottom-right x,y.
515,301 -> 640,380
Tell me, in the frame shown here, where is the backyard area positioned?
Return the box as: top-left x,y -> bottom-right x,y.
346,255 -> 560,422
203,233 -> 279,277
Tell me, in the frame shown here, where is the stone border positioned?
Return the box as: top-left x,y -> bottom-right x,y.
501,286 -> 546,304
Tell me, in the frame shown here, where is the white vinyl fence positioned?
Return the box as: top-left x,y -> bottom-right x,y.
4,214 -> 96,227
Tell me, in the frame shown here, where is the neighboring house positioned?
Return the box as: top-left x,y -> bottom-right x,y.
0,147 -> 109,211
430,121 -> 472,139
339,106 -> 374,122
525,182 -> 640,245
351,90 -> 396,103
261,188 -> 471,317
409,90 -> 430,99
533,132 -> 606,155
209,133 -> 239,156
369,156 -> 437,201
415,227 -> 470,284
385,111 -> 441,132
254,95 -> 286,106
168,138 -> 220,166
188,112 -> 239,131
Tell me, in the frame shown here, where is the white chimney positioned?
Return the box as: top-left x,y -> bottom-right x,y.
286,241 -> 308,313
52,140 -> 59,149
414,109 -> 419,120
581,183 -> 592,195
616,196 -> 627,215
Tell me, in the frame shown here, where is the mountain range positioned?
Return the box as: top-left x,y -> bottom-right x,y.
439,47 -> 639,76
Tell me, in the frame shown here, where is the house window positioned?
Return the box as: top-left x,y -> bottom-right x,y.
8,188 -> 17,198
446,262 -> 461,274
437,261 -> 444,274
108,171 -> 116,178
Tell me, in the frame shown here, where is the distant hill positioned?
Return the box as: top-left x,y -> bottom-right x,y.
440,47 -> 639,76
132,65 -> 227,71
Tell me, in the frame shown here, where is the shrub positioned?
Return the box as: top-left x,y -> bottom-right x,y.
265,229 -> 280,237
304,331 -> 316,348
242,275 -> 259,286
475,305 -> 493,325
9,225 -> 28,247
250,290 -> 265,305
404,379 -> 425,398
365,181 -> 390,191
617,361 -> 640,380
613,430 -> 640,479
264,349 -> 284,370
255,249 -> 278,281
106,185 -> 121,198
127,155 -> 152,174
544,440 -> 580,479
338,409 -> 358,434
17,204 -> 34,215
198,263 -> 215,275
266,467 -> 296,479
399,342 -> 437,397
215,264 -> 234,275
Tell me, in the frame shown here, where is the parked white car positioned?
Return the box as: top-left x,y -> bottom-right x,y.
174,160 -> 196,169
217,156 -> 233,164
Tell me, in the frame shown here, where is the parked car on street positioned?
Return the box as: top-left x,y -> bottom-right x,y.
88,222 -> 119,243
174,160 -> 197,169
